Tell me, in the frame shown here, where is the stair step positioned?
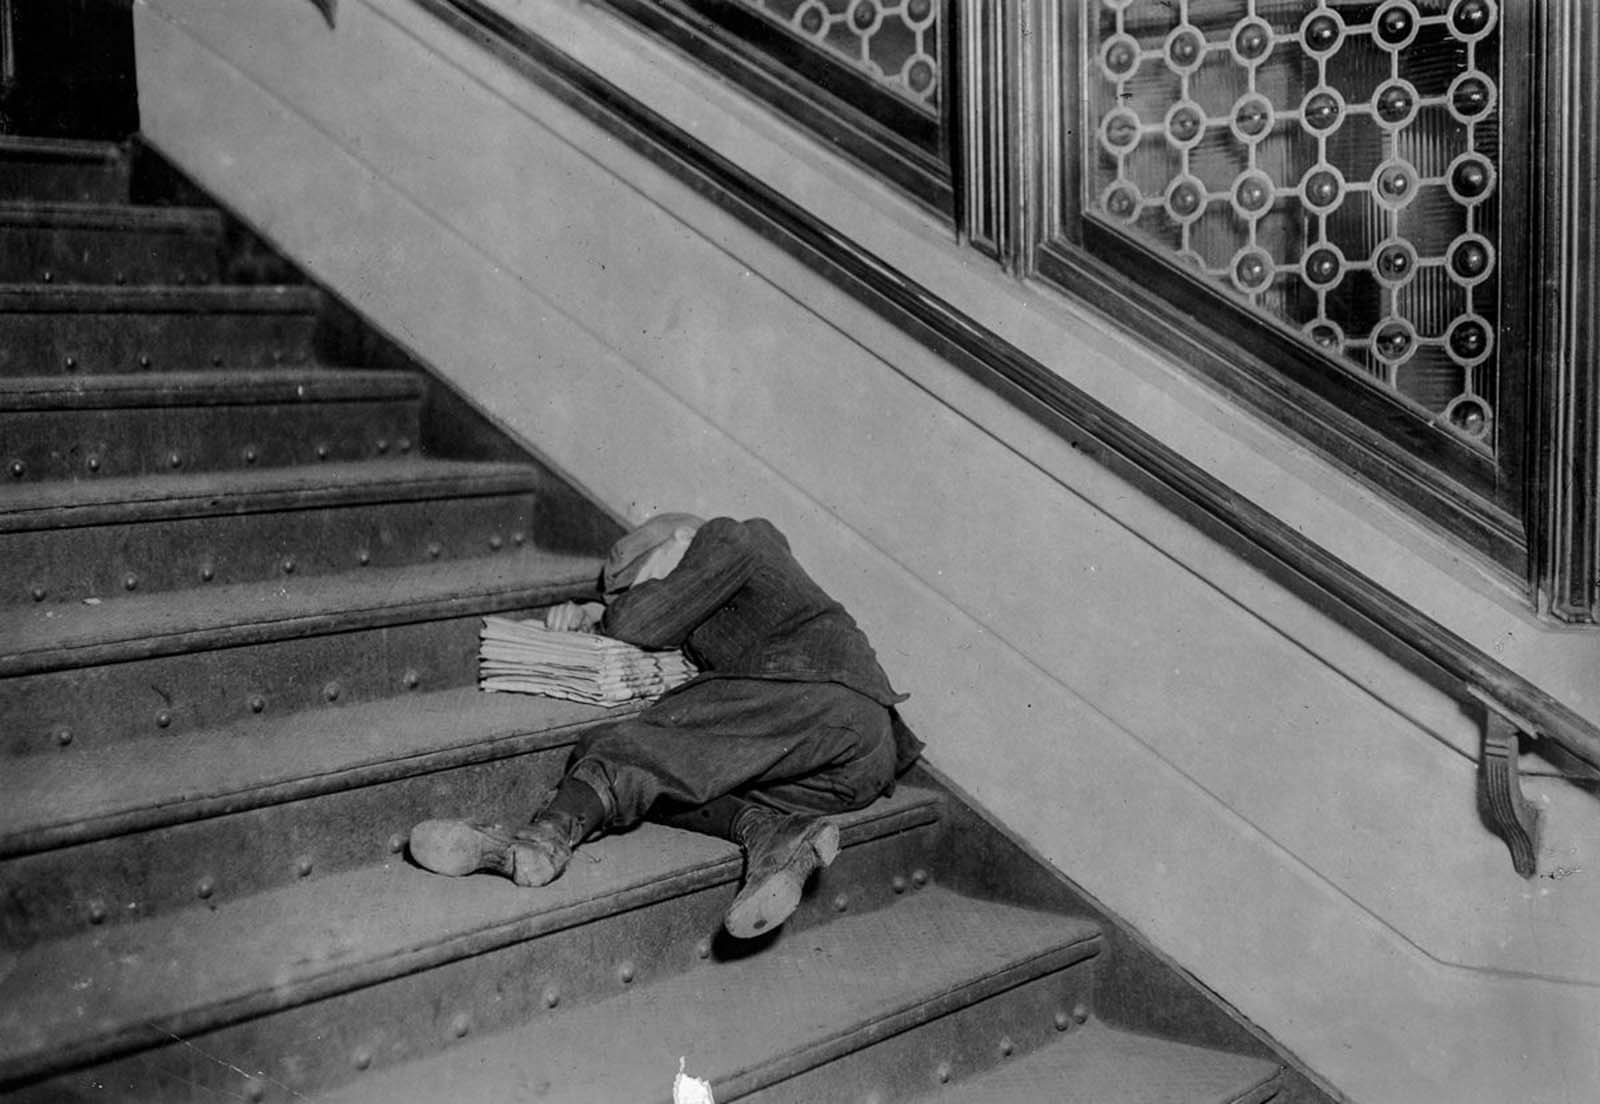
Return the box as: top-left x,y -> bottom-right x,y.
911,1021 -> 1283,1104
0,201 -> 224,285
306,888 -> 1099,1104
1,689 -> 638,941
2,458 -> 549,604
0,284 -> 322,375
1,556 -> 602,753
0,137 -> 129,203
1,368 -> 425,481
0,788 -> 950,1098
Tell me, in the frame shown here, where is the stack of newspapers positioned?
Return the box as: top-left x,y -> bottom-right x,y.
478,615 -> 697,706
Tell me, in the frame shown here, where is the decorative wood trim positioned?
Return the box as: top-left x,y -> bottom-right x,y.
1473,690 -> 1543,878
1535,0 -> 1600,623
595,0 -> 954,220
405,0 -> 1600,793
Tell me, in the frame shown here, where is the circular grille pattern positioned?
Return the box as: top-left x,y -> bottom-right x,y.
1088,0 -> 1502,445
744,0 -> 941,111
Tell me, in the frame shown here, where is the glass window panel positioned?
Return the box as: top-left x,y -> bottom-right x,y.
1085,0 -> 1504,449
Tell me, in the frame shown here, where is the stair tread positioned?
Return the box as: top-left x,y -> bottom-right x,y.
1,457 -> 546,530
0,367 -> 422,407
1,686 -> 621,854
0,200 -> 222,234
315,887 -> 1098,1104
0,136 -> 123,163
0,553 -> 602,675
0,283 -> 319,312
915,1021 -> 1282,1104
0,786 -> 950,1080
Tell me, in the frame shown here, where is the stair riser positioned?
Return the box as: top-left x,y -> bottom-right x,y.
0,161 -> 129,204
5,493 -> 541,605
2,399 -> 423,481
0,225 -> 222,286
1,737 -> 580,947
0,311 -> 317,375
3,615 -> 498,755
5,825 -> 946,1100
739,960 -> 1094,1094
745,960 -> 1100,1104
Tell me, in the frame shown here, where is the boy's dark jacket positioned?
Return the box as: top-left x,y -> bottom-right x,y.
602,516 -> 924,772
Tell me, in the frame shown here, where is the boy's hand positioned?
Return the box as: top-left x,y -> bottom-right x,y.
544,601 -> 604,632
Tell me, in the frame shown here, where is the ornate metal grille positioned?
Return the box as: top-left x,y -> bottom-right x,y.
1086,1 -> 1502,449
729,0 -> 942,113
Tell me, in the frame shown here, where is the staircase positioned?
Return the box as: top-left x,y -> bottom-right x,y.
0,136 -> 1303,1103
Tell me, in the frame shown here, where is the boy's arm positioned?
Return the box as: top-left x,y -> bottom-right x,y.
602,518 -> 755,648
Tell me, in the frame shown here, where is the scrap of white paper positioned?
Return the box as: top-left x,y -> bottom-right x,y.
673,1056 -> 715,1104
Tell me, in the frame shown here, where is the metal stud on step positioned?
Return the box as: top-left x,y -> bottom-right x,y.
243,446 -> 258,464
197,876 -> 216,900
250,695 -> 266,714
618,961 -> 636,985
353,1049 -> 372,1071
316,444 -> 329,460
376,439 -> 389,454
9,461 -> 24,479
168,451 -> 182,469
489,535 -> 503,550
696,938 -> 711,960
936,1061 -> 952,1084
213,355 -> 223,367
63,355 -> 76,371
398,438 -> 412,453
1054,1009 -> 1071,1032
449,1012 -> 471,1039
999,1036 -> 1014,1057
388,833 -> 406,854
156,710 -> 172,729
139,354 -> 151,368
543,985 -> 561,1009
86,455 -> 100,473
296,856 -> 314,878
54,727 -> 72,747
30,585 -> 46,602
200,563 -> 215,582
282,557 -> 296,575
123,573 -> 138,591
911,869 -> 928,888
402,669 -> 420,690
833,893 -> 849,912
1072,1002 -> 1089,1025
891,875 -> 907,894
42,270 -> 53,283
427,543 -> 441,559
357,549 -> 371,566
324,681 -> 341,703
88,900 -> 107,925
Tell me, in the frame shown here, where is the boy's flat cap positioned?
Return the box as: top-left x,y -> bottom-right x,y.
603,513 -> 705,594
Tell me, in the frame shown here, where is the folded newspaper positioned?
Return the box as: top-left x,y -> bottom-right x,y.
478,616 -> 697,706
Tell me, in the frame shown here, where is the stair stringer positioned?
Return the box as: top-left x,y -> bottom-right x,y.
130,2 -> 1600,1102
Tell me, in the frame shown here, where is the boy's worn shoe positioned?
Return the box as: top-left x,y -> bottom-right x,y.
409,816 -> 576,887
724,810 -> 840,939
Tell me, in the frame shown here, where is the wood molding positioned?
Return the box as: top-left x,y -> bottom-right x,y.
406,0 -> 1600,779
1535,0 -> 1600,623
594,0 -> 954,220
